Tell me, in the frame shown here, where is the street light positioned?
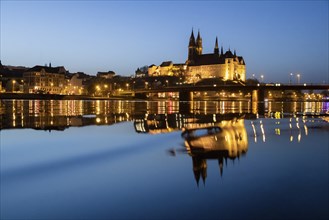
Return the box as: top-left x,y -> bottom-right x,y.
296,74 -> 300,84
260,75 -> 264,83
290,73 -> 293,85
252,73 -> 255,80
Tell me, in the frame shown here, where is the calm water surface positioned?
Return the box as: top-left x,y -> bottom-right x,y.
1,100 -> 328,219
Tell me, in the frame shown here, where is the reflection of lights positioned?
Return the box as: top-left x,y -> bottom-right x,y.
260,120 -> 265,142
251,121 -> 257,143
221,101 -> 225,114
239,101 -> 242,113
296,117 -> 300,129
290,135 -> 293,142
96,118 -> 101,123
275,128 -> 281,135
304,125 -> 308,136
298,132 -> 301,142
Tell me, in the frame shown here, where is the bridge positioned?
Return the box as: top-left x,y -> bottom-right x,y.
134,84 -> 329,101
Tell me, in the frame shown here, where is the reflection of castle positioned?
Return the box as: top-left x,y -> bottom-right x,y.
182,119 -> 248,186
134,111 -> 249,185
134,112 -> 252,134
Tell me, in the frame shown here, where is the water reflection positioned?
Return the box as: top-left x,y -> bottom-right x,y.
0,100 -> 134,130
1,99 -> 328,147
182,118 -> 248,185
1,99 -> 329,219
1,100 -> 328,131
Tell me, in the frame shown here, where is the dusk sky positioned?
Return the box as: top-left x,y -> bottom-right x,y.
1,1 -> 328,83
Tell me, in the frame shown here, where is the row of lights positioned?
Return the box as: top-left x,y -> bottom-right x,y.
252,73 -> 302,84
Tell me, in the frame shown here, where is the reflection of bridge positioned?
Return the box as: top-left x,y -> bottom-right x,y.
133,113 -> 254,134
134,84 -> 329,101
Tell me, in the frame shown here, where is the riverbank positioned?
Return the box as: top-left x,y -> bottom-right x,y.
0,93 -> 135,100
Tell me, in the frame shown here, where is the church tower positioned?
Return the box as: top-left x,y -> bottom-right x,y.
188,29 -> 196,63
196,30 -> 203,55
214,37 -> 219,55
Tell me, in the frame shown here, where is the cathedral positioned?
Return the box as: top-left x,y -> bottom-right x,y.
148,30 -> 246,84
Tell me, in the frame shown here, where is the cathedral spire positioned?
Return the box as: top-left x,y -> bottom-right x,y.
188,28 -> 197,63
197,29 -> 201,40
196,29 -> 202,55
189,29 -> 196,47
218,158 -> 223,177
234,49 -> 236,57
214,37 -> 219,54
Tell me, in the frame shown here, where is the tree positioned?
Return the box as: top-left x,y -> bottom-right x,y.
245,78 -> 260,85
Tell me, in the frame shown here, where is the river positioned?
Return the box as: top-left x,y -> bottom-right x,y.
1,99 -> 328,219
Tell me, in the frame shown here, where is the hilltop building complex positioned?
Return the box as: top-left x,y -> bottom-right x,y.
148,30 -> 246,84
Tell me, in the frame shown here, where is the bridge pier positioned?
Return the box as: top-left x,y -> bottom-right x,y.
179,91 -> 193,114
179,91 -> 193,102
251,89 -> 265,115
258,89 -> 265,116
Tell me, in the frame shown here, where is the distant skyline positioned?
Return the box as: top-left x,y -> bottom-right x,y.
1,0 -> 328,83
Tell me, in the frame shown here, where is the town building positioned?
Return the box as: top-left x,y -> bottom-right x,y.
148,30 -> 246,84
0,61 -> 28,92
65,72 -> 92,95
23,65 -> 66,94
135,66 -> 149,78
97,71 -> 115,79
148,62 -> 186,77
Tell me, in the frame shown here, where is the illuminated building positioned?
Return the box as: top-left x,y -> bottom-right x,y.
23,65 -> 66,94
65,72 -> 92,95
148,62 -> 186,77
97,71 -> 115,79
148,30 -> 246,84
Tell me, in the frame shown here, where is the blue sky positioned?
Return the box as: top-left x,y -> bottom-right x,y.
1,0 -> 328,83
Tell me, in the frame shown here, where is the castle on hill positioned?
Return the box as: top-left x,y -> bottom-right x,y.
148,30 -> 246,84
